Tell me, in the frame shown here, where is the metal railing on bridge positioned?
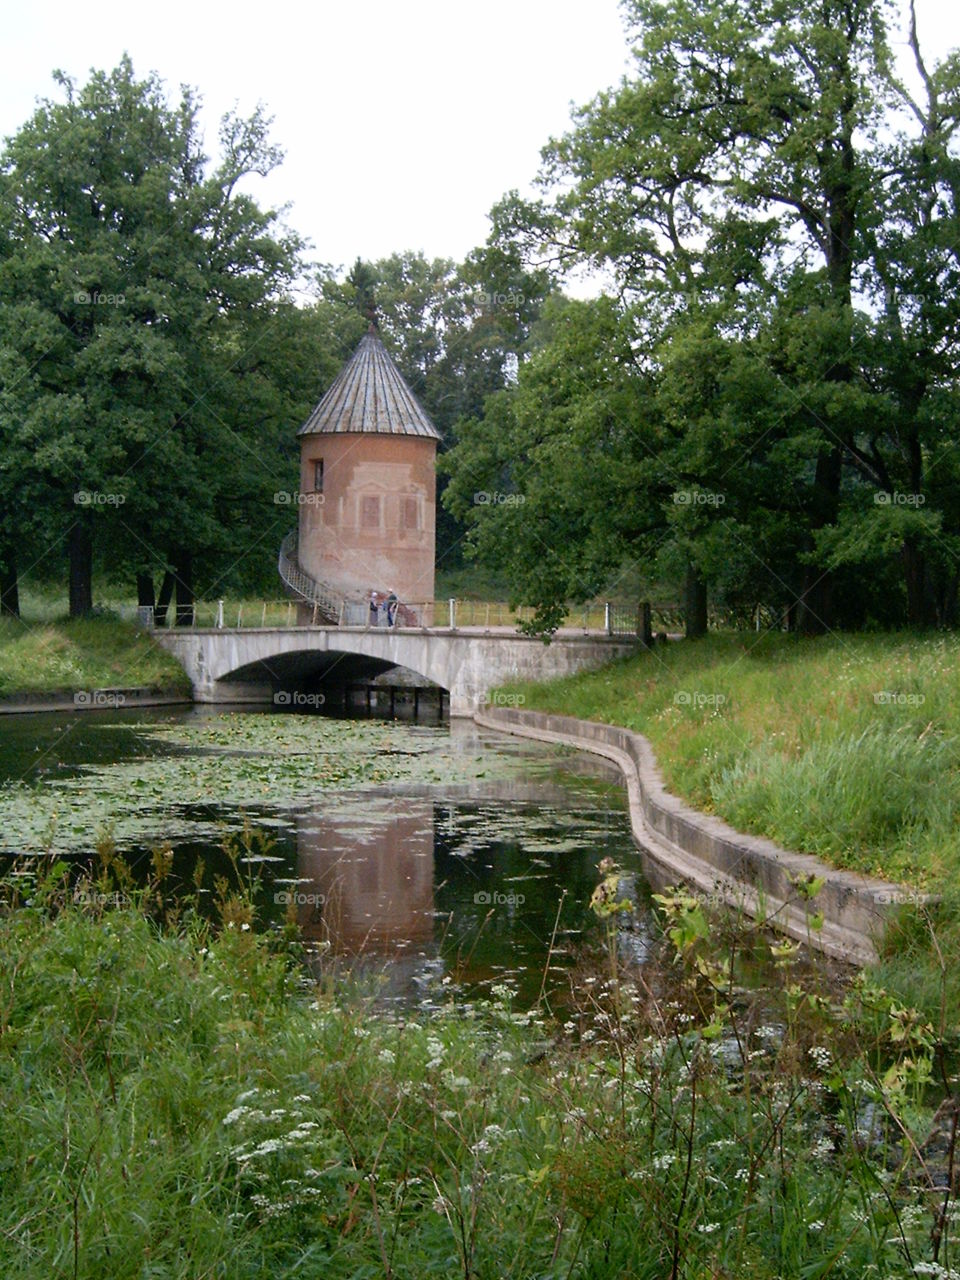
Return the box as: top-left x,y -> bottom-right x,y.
138,597 -> 643,636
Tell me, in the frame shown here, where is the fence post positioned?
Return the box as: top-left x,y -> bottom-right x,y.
604,602 -> 611,635
216,599 -> 224,629
449,597 -> 456,630
261,602 -> 267,627
640,602 -> 652,646
236,605 -> 243,629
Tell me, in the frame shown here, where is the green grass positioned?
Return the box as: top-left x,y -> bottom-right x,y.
0,615 -> 191,697
0,859 -> 953,1279
502,631 -> 960,889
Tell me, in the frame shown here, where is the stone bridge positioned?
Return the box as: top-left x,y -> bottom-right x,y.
155,625 -> 637,716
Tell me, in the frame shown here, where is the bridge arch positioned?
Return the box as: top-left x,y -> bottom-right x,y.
155,627 -> 637,716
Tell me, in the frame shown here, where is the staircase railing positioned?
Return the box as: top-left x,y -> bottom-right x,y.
278,531 -> 350,624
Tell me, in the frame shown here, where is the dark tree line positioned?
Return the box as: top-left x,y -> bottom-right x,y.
441,0 -> 960,635
0,59 -> 545,620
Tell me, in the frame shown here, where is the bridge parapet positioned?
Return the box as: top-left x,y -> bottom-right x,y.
154,625 -> 638,716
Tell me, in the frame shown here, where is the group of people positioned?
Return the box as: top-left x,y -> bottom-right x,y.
369,590 -> 399,627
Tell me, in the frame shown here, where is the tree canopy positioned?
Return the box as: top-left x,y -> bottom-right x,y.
442,0 -> 960,633
0,57 -> 317,616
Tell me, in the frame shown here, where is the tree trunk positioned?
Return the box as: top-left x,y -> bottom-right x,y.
154,570 -> 175,628
136,572 -> 156,611
68,519 -> 93,617
173,551 -> 194,627
0,549 -> 19,618
901,433 -> 931,627
931,565 -> 960,629
796,444 -> 842,634
684,565 -> 707,638
902,536 -> 928,628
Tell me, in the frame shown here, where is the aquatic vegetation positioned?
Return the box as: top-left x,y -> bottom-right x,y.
0,714 -> 565,856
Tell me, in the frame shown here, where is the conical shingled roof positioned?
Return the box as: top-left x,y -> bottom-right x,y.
298,329 -> 441,440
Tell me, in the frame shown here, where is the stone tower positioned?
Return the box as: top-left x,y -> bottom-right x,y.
292,326 -> 440,618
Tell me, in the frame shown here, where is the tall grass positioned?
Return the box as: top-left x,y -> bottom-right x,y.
504,631 -> 960,887
0,616 -> 190,696
0,849 -> 957,1277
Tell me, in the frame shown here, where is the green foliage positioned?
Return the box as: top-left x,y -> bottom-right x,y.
0,58 -> 317,609
0,615 -> 189,695
2,863 -> 958,1278
441,0 -> 960,631
501,629 -> 960,887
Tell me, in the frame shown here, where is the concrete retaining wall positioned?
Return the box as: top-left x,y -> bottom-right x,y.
474,706 -> 919,965
0,686 -> 192,716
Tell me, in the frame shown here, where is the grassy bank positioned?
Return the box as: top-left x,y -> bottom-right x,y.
504,631 -> 960,891
1,858 -> 955,1278
0,615 -> 190,697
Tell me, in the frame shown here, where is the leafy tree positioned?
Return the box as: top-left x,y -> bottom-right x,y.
443,295 -> 663,632
449,0 -> 960,632
0,57 -> 305,618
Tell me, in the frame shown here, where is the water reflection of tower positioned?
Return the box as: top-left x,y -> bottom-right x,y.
295,797 -> 435,973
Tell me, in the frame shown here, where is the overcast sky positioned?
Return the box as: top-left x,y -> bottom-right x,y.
3,0 -> 960,280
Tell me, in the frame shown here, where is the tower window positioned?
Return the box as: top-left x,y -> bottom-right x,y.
401,496 -> 419,530
313,459 -> 324,493
361,495 -> 381,529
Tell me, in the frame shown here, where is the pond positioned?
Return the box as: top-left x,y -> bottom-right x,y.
0,706 -> 656,1006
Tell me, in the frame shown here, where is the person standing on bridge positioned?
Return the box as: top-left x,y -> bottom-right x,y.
369,591 -> 379,627
386,592 -> 398,627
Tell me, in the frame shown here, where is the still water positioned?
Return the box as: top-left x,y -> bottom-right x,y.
0,707 -> 654,1006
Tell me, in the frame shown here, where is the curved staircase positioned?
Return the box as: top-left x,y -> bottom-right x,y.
278,532 -> 353,624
